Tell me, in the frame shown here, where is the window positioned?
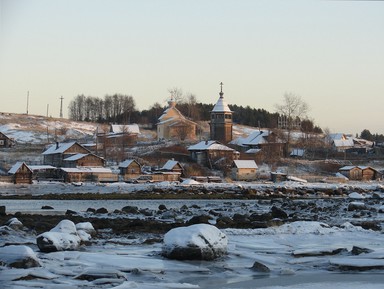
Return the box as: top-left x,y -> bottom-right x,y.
0,140 -> 4,145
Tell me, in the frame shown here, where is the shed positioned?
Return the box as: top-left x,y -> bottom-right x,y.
60,167 -> 117,183
8,162 -> 33,184
0,132 -> 15,148
188,140 -> 239,168
338,165 -> 380,181
160,160 -> 184,175
118,159 -> 142,181
231,160 -> 258,181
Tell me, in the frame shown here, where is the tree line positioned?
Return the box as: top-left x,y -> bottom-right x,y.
68,92 -> 321,134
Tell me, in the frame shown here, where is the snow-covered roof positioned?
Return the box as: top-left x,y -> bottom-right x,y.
188,140 -> 235,151
212,96 -> 232,113
8,162 -> 31,174
60,167 -> 112,173
333,138 -> 354,147
339,166 -> 357,171
231,130 -> 272,147
110,124 -> 140,134
118,159 -> 139,168
233,160 -> 258,169
29,165 -> 56,171
245,148 -> 262,154
42,142 -> 84,155
161,160 -> 181,171
63,153 -> 89,161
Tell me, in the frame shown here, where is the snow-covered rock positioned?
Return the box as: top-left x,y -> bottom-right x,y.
76,222 -> 96,237
0,245 -> 41,268
348,192 -> 365,199
162,224 -> 228,261
5,217 -> 23,230
36,220 -> 81,252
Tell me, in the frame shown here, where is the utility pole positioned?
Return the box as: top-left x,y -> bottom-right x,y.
46,104 -> 49,117
59,96 -> 64,118
26,91 -> 29,115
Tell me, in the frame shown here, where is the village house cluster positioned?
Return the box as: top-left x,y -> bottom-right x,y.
1,85 -> 382,184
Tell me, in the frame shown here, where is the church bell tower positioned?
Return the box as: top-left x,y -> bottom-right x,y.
210,82 -> 233,143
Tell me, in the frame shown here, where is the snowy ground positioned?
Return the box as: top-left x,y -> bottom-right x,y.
1,181 -> 384,288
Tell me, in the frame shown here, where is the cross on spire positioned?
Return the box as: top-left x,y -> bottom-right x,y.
219,82 -> 224,98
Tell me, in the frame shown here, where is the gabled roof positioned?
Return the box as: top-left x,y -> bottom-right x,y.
161,160 -> 182,171
8,162 -> 32,174
119,159 -> 140,168
110,124 -> 140,134
42,142 -> 90,155
233,160 -> 258,169
0,131 -> 12,139
242,130 -> 270,146
188,140 -> 235,151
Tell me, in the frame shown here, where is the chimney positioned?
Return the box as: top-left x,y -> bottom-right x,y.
56,142 -> 59,149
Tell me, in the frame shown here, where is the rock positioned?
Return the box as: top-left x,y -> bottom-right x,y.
186,215 -> 212,225
41,205 -> 54,210
86,208 -> 96,213
158,204 -> 167,211
349,192 -> 365,199
75,268 -> 127,281
36,220 -> 81,253
347,202 -> 366,211
0,245 -> 41,268
351,246 -> 373,255
96,207 -> 108,214
5,218 -> 23,230
162,224 -> 228,261
66,209 -> 77,215
251,261 -> 270,273
121,206 -> 139,214
76,222 -> 96,237
271,206 -> 288,219
0,205 -> 6,216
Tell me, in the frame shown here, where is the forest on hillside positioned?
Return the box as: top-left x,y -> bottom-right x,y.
67,93 -> 321,133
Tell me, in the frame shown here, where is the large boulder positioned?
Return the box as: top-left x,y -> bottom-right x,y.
162,224 -> 228,261
36,220 -> 81,252
0,245 -> 41,268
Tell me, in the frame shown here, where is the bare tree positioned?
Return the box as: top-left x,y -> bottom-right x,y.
275,92 -> 309,157
168,87 -> 184,103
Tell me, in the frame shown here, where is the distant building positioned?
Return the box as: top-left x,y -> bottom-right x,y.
8,162 -> 33,184
157,98 -> 197,141
118,159 -> 142,181
231,160 -> 258,181
42,142 -> 92,167
160,159 -> 184,176
210,83 -> 233,143
188,140 -> 239,168
0,132 -> 15,148
339,165 -> 381,181
97,124 -> 140,148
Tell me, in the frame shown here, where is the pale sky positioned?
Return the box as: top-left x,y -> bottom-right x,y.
1,0 -> 383,135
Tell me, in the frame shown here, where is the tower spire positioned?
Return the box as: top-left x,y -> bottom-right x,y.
219,82 -> 224,98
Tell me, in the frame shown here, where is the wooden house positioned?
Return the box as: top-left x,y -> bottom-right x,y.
60,167 -> 117,183
118,159 -> 142,181
188,140 -> 239,168
231,160 -> 258,181
29,165 -> 57,181
157,98 -> 197,141
8,162 -> 33,184
339,166 -> 381,181
160,160 -> 184,175
63,153 -> 105,168
0,132 -> 15,148
42,142 -> 92,167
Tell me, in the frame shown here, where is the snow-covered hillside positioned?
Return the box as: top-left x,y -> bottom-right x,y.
0,113 -> 98,144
